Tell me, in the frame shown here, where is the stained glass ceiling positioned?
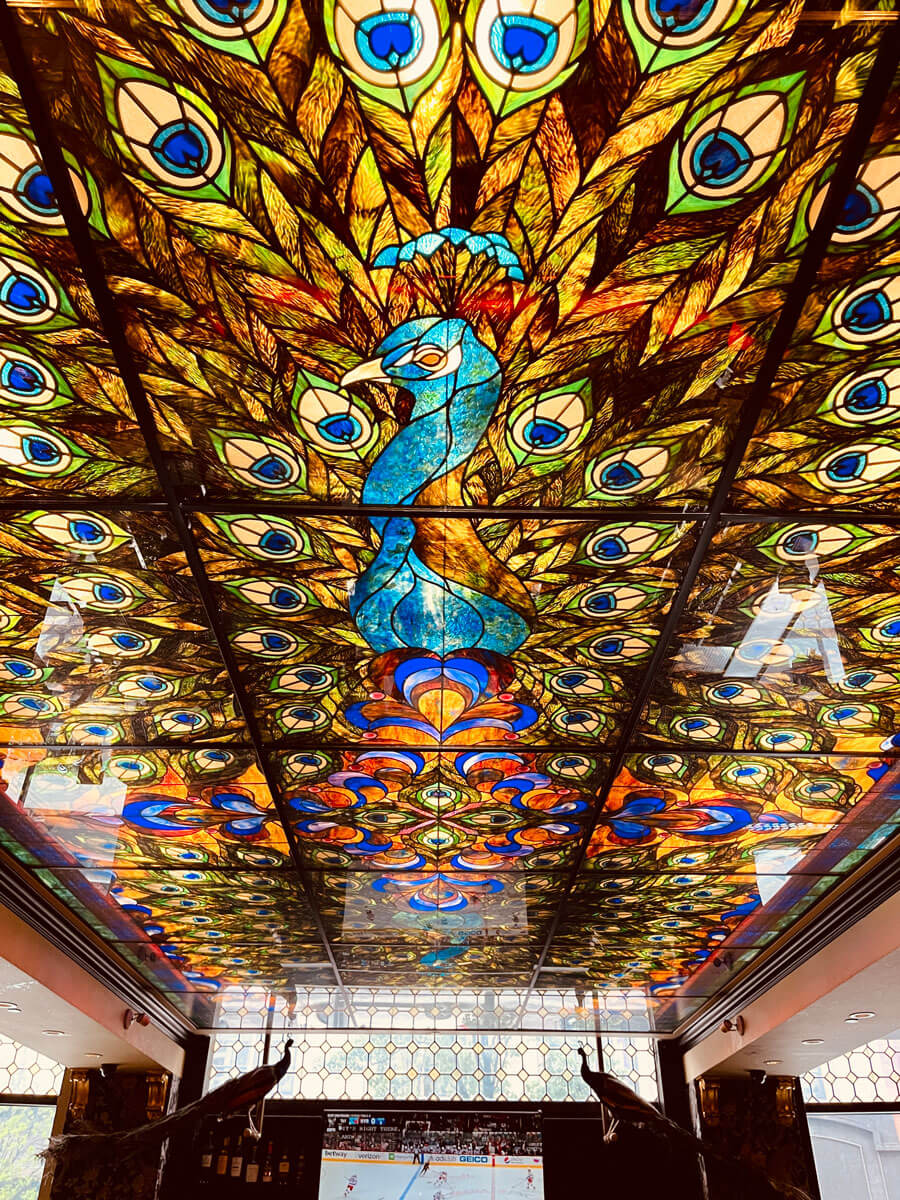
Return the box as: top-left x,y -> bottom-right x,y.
0,0 -> 899,1038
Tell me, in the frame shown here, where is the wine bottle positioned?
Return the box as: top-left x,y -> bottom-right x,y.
245,1140 -> 261,1186
277,1145 -> 291,1186
230,1134 -> 245,1190
216,1134 -> 231,1182
261,1140 -> 275,1184
199,1125 -> 216,1189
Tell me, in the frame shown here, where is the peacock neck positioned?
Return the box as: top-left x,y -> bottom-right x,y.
362,358 -> 502,513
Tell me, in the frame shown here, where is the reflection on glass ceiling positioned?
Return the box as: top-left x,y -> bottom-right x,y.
0,0 -> 899,1034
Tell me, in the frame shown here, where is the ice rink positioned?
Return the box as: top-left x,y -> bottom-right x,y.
320,1154 -> 544,1200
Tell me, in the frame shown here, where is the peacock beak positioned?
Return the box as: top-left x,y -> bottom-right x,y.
341,357 -> 389,386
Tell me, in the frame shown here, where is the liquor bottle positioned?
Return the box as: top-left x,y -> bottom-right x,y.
198,1126 -> 216,1191
216,1134 -> 231,1186
230,1134 -> 246,1190
261,1140 -> 275,1185
244,1140 -> 261,1186
277,1145 -> 291,1186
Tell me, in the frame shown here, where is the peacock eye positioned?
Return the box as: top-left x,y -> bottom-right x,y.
0,423 -> 77,476
633,0 -> 740,48
293,384 -> 376,458
468,0 -> 582,93
231,626 -> 301,658
822,363 -> 900,427
0,134 -> 61,225
813,441 -> 900,493
332,0 -> 445,89
155,707 -> 213,735
0,258 -> 59,325
414,347 -> 446,368
113,79 -> 226,191
86,628 -> 158,657
831,275 -> 900,345
24,510 -> 131,555
810,154 -> 900,244
508,385 -> 589,462
57,572 -> 145,612
210,432 -> 305,491
174,0 -> 280,39
0,348 -> 60,408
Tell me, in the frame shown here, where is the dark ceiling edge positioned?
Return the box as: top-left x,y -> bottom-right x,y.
0,852 -> 196,1044
524,18 -> 900,1000
0,3 -> 351,1014
676,839 -> 900,1051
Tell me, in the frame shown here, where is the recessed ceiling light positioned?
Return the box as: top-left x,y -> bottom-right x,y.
0,1002 -> 21,1012
845,1017 -> 859,1024
764,1059 -> 782,1065
801,1038 -> 824,1045
848,1011 -> 876,1020
41,1029 -> 68,1037
84,1053 -> 103,1059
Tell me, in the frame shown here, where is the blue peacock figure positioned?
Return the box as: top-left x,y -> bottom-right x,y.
341,306 -> 534,658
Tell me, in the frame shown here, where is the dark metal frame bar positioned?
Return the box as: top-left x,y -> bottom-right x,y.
5,493 -> 900,527
805,1103 -> 900,1113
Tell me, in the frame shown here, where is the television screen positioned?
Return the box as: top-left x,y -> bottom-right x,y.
319,1110 -> 544,1200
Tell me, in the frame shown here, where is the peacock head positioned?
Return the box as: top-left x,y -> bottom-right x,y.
341,317 -> 499,410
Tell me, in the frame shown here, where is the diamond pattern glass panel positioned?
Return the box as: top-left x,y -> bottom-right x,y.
208,1031 -> 656,1103
0,1037 -> 63,1097
803,1029 -> 900,1105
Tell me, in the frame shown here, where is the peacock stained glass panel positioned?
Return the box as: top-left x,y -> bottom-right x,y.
281,749 -> 604,873
0,509 -> 245,746
639,521 -> 900,752
33,866 -> 329,989
308,867 -> 564,980
546,871 -> 840,994
196,512 -> 694,748
585,752 -> 900,878
733,67 -> 900,512
2,1 -> 887,514
0,48 -> 158,498
0,746 -> 291,870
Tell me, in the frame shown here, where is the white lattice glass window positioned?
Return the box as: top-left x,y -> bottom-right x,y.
208,1030 -> 659,1104
602,1036 -> 659,1103
802,1030 -> 900,1105
0,1037 -> 64,1097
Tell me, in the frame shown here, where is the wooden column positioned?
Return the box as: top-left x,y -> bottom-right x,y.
45,1066 -> 171,1200
693,1074 -> 820,1200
